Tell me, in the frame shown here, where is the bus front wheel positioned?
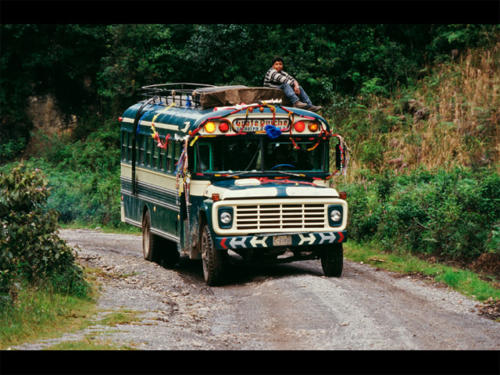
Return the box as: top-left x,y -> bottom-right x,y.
201,225 -> 224,286
320,243 -> 343,277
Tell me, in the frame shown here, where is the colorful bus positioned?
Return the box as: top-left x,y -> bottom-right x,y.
120,84 -> 349,285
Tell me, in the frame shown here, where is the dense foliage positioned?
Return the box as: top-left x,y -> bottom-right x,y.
1,24 -> 498,161
339,168 -> 500,261
0,24 -> 498,270
0,164 -> 89,306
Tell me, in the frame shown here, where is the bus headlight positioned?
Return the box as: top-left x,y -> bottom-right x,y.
328,205 -> 343,227
218,207 -> 233,229
330,210 -> 341,222
220,212 -> 232,224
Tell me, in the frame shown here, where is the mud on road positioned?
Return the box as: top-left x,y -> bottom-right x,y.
13,229 -> 500,350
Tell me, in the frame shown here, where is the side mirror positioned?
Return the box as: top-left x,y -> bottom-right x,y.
332,135 -> 348,176
335,142 -> 342,171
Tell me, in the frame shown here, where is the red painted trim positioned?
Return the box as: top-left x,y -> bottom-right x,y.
220,237 -> 228,249
337,232 -> 344,243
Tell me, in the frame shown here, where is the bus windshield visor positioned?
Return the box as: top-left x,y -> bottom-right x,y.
196,138 -> 326,173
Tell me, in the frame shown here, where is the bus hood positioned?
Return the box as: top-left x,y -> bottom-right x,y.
204,178 -> 340,200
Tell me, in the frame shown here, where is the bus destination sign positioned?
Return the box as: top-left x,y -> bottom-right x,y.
232,118 -> 290,132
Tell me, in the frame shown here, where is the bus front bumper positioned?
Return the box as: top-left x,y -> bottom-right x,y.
214,231 -> 347,250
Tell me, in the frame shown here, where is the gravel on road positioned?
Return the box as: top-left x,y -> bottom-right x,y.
11,229 -> 500,350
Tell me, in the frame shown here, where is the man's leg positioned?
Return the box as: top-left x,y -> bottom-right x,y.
298,86 -> 313,106
280,83 -> 300,104
298,86 -> 321,112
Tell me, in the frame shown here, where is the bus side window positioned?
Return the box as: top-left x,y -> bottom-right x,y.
173,141 -> 181,172
138,134 -> 145,166
159,143 -> 166,171
127,132 -> 133,162
151,137 -> 159,169
197,144 -> 211,172
147,137 -> 154,168
166,139 -> 173,173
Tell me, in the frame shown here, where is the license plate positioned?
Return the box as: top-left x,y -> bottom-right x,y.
233,118 -> 289,132
273,235 -> 292,247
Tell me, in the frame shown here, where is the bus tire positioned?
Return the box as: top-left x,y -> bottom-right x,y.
201,224 -> 224,286
320,243 -> 343,277
142,209 -> 160,262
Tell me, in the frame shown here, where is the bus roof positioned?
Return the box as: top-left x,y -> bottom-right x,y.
121,84 -> 331,135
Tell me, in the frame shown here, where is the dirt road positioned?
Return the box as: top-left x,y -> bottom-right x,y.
13,229 -> 500,350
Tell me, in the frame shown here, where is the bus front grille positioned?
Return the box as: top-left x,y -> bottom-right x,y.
235,203 -> 326,231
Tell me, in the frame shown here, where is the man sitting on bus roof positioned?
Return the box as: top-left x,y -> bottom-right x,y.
263,56 -> 322,112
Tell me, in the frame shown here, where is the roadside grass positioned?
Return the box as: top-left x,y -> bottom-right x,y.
43,334 -> 136,350
0,268 -> 100,350
344,241 -> 500,302
97,310 -> 144,327
0,261 -> 145,350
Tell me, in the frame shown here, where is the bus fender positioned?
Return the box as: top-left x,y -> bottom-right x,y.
189,200 -> 214,260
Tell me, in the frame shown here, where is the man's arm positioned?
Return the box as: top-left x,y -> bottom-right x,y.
265,68 -> 296,86
281,70 -> 300,94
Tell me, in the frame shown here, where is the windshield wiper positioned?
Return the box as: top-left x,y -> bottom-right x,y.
268,170 -> 309,179
212,171 -> 260,179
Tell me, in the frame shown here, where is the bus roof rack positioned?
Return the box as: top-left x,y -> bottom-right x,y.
141,82 -> 216,108
141,83 -> 289,109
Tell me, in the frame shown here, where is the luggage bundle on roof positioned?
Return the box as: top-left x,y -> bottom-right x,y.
141,83 -> 290,109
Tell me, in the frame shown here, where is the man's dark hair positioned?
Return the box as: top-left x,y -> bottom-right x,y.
272,56 -> 284,65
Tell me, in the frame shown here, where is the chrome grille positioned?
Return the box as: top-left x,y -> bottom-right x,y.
235,203 -> 326,230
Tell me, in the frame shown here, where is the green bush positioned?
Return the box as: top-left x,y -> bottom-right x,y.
0,138 -> 27,163
6,118 -> 124,228
0,164 -> 89,306
339,168 -> 500,261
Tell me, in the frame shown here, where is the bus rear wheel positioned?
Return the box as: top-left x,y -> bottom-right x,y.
201,224 -> 224,286
142,210 -> 160,262
320,243 -> 343,277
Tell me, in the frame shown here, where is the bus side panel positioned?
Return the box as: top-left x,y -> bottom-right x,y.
152,202 -> 180,243
122,193 -> 142,227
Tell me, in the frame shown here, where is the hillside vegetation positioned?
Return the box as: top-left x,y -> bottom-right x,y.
330,44 -> 499,272
0,25 -> 498,276
330,42 -> 499,175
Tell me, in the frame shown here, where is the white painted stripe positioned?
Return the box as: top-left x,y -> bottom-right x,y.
122,117 -> 180,131
318,232 -> 337,244
190,180 -> 210,197
298,233 -> 316,245
121,164 -> 209,198
286,186 -> 339,197
121,163 -> 177,191
249,236 -> 269,247
229,237 -> 247,248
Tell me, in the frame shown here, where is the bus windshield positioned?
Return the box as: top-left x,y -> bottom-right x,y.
196,138 -> 327,174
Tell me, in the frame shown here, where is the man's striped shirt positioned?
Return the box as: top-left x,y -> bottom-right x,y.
263,68 -> 296,88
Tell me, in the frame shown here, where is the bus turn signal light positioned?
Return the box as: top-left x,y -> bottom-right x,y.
219,121 -> 230,133
308,122 -> 319,132
294,121 -> 305,132
205,121 -> 216,133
